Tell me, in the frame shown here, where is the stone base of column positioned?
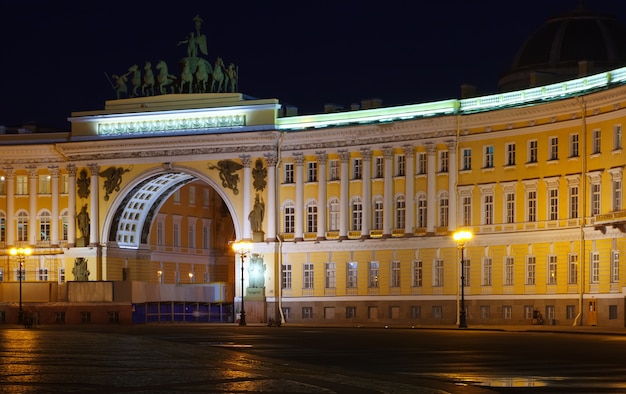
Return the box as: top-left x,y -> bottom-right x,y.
294,237 -> 304,242
316,236 -> 326,241
382,233 -> 392,239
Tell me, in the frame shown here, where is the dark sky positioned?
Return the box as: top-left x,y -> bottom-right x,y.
1,1 -> 626,130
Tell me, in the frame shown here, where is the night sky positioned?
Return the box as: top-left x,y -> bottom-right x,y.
1,1 -> 626,130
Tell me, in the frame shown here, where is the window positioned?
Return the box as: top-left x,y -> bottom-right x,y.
609,305 -> 618,319
374,157 -> 384,178
591,252 -> 600,284
281,263 -> 292,289
14,267 -> 24,283
591,183 -> 601,216
439,194 -> 448,227
56,312 -> 65,324
396,155 -> 405,176
411,306 -> 421,319
284,163 -> 294,184
17,211 -> 28,242
505,192 -> 515,223
568,254 -> 578,284
81,312 -> 91,324
307,162 -> 317,182
329,160 -> 339,181
282,307 -> 291,321
353,158 -> 362,180
157,222 -> 164,245
462,196 -> 472,226
528,140 -> 538,163
432,306 -> 442,319
483,195 -> 493,225
109,311 -> 120,323
417,195 -> 427,228
614,125 -> 622,150
172,223 -> 180,247
39,175 -> 51,194
395,196 -> 405,229
433,259 -> 444,287
373,197 -> 383,230
548,255 -> 557,285
325,262 -> 336,288
0,213 -> 5,242
306,201 -> 318,233
173,190 -> 180,203
504,257 -> 514,285
39,211 -> 51,241
303,263 -> 314,289
527,191 -> 537,222
346,306 -> 356,319
480,306 -> 490,319
203,188 -> 210,207
390,261 -> 400,288
569,186 -> 579,219
284,201 -> 295,233
611,250 -> 619,283
462,258 -> 470,286
484,145 -> 494,168
0,269 -> 3,282
526,256 -> 536,285
351,197 -> 362,231
592,129 -> 601,154
440,151 -> 449,172
58,268 -> 65,284
417,152 -> 427,175
613,179 -> 622,211
549,137 -> 558,160
566,305 -> 576,320
38,268 -> 48,281
570,133 -> 579,157
16,175 -> 27,195
0,178 -> 5,195
524,306 -> 534,319
347,262 -> 358,288
503,306 -> 512,320
61,174 -> 69,194
188,186 -> 196,205
187,221 -> 195,248
549,188 -> 559,220
61,212 -> 68,241
412,260 -> 422,287
302,307 -> 313,319
505,143 -> 515,166
202,224 -> 209,249
545,305 -> 555,321
462,148 -> 472,170
369,261 -> 379,287
482,257 -> 492,286
329,197 -> 340,231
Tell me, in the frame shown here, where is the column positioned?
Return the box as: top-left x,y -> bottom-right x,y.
446,140 -> 458,230
240,155 -> 252,240
66,164 -> 76,247
360,148 -> 372,238
403,145 -> 415,235
339,150 -> 350,240
425,143 -> 437,233
316,151 -> 327,241
87,163 -> 100,245
264,154 -> 277,242
293,153 -> 304,242
382,146 -> 394,237
49,166 -> 60,246
4,167 -> 15,246
27,166 -> 37,245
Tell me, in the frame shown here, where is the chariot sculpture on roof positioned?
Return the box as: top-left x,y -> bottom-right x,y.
106,15 -> 238,98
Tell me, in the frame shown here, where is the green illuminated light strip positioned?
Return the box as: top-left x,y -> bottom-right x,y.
98,114 -> 245,135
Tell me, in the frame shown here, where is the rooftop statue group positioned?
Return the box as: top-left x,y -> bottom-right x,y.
106,15 -> 238,99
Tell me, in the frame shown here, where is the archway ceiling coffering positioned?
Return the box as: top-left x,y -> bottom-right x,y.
109,172 -> 196,249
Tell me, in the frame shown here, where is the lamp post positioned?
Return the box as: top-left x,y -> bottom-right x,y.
453,230 -> 472,329
232,240 -> 252,326
10,246 -> 32,324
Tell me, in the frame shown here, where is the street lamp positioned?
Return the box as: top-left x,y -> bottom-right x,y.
232,240 -> 252,326
453,230 -> 472,329
10,246 -> 32,324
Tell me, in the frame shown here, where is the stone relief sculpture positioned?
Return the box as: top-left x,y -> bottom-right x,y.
247,253 -> 266,288
207,160 -> 243,194
99,166 -> 131,201
77,169 -> 90,198
72,257 -> 90,281
107,15 -> 238,98
252,158 -> 267,192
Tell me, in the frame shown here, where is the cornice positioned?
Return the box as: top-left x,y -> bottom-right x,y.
0,145 -> 66,166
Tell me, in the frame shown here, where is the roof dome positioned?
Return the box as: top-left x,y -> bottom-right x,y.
498,5 -> 626,92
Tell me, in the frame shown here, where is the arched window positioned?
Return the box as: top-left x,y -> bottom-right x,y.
39,211 -> 51,241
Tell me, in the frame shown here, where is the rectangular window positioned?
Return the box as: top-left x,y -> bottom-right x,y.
325,262 -> 336,288
609,305 -> 618,320
568,254 -> 578,284
569,186 -> 579,219
281,263 -> 292,289
432,306 -> 442,319
347,262 -> 358,288
440,151 -> 449,172
37,268 -> 48,281
549,137 -> 558,160
524,306 -> 534,319
203,188 -> 210,207
549,188 -> 559,220
417,153 -> 427,175
505,143 -> 515,166
433,259 -> 444,287
306,203 -> 317,233
566,305 -> 576,320
303,263 -> 314,289
528,140 -> 538,163
55,311 -> 65,324
373,199 -> 383,230
329,199 -> 339,231
157,222 -> 164,245
527,191 -> 537,222
58,268 -> 65,284
173,190 -> 180,203
613,180 -> 622,211
284,204 -> 295,233
546,305 -> 555,321
346,306 -> 356,319
611,250 -> 619,283
0,268 -> 4,282
0,178 -> 5,195
188,186 -> 196,205
570,133 -> 579,157
506,192 -> 515,224
614,125 -> 622,150
592,129 -> 601,154
417,197 -> 427,228
480,306 -> 490,319
463,196 -> 472,226
462,148 -> 472,170
329,159 -> 339,181
353,158 -> 362,180
484,145 -> 494,168
591,183 -> 601,216
397,155 -> 405,176
484,195 -> 493,225
173,223 -> 180,247
591,252 -> 600,283
369,261 -> 379,288
390,261 -> 400,288
307,162 -> 317,182
548,255 -> 557,285
61,174 -> 69,194
374,157 -> 384,178
482,257 -> 492,286
410,306 -> 421,319
302,307 -> 313,319
412,260 -> 422,287
526,256 -> 536,285
188,224 -> 195,248
439,197 -> 449,227
504,256 -> 514,285
202,225 -> 209,249
81,312 -> 91,324
395,198 -> 406,229
38,175 -> 51,194
16,175 -> 28,195
352,200 -> 362,231
284,163 -> 294,184
503,305 -> 512,320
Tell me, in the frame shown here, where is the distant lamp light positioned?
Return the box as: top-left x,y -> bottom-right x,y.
9,247 -> 33,324
453,230 -> 473,329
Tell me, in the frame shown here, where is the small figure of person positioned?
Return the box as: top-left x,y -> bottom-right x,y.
248,194 -> 265,233
77,204 -> 90,241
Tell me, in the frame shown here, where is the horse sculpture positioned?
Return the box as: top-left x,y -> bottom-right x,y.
156,60 -> 176,94
210,57 -> 225,93
128,65 -> 141,97
194,58 -> 212,93
142,61 -> 155,96
179,59 -> 194,93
